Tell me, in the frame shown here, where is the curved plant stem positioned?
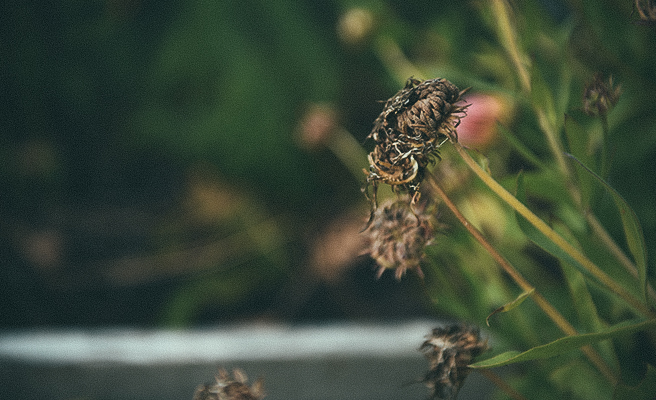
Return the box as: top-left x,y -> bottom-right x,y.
452,142 -> 655,318
490,0 -> 530,93
426,174 -> 617,384
374,36 -> 424,85
490,0 -> 572,179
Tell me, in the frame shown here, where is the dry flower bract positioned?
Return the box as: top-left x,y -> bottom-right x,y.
634,0 -> 656,25
193,368 -> 265,400
364,77 -> 468,203
365,196 -> 434,280
582,73 -> 621,117
420,324 -> 488,400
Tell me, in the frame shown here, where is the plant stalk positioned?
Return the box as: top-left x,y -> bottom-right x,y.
452,142 -> 655,318
425,174 -> 617,384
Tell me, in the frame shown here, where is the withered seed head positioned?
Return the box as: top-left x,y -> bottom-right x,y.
365,77 -> 468,200
634,0 -> 656,25
365,196 -> 434,279
193,368 -> 265,400
583,73 -> 621,117
420,324 -> 488,400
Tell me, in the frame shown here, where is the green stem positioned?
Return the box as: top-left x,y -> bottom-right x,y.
491,0 -> 531,92
536,109 -> 572,181
453,142 -> 655,319
327,128 -> 370,181
374,35 -> 424,85
599,113 -> 611,180
491,0 -> 573,180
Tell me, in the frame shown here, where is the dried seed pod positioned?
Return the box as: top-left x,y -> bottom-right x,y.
193,368 -> 265,400
582,73 -> 621,117
369,78 -> 467,146
634,0 -> 656,25
420,325 -> 488,400
365,78 -> 468,202
364,196 -> 434,279
367,146 -> 422,187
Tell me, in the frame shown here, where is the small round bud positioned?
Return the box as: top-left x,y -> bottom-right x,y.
337,8 -> 375,45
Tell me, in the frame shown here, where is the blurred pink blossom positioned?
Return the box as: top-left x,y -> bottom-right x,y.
457,93 -> 511,149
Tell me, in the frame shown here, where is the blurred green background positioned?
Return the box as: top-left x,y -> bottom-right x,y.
2,0 -> 655,329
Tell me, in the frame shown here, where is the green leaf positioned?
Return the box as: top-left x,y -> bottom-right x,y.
552,359 -> 613,400
560,262 -> 618,369
564,114 -> 596,209
530,64 -> 558,129
496,122 -> 548,171
566,153 -> 649,303
486,288 -> 534,327
470,318 -> 656,369
514,171 -> 599,284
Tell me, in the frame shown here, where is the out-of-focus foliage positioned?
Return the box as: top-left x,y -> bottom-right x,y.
2,0 -> 655,349
1,0 -> 426,328
3,0 -> 656,397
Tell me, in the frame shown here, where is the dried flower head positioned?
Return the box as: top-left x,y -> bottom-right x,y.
364,78 -> 468,201
420,325 -> 488,400
193,368 -> 265,400
365,196 -> 434,279
583,73 -> 621,117
634,0 -> 656,25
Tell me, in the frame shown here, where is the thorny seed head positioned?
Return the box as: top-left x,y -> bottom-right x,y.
634,0 -> 656,25
583,73 -> 621,117
364,77 -> 468,202
365,196 -> 434,280
193,368 -> 265,400
420,325 -> 488,400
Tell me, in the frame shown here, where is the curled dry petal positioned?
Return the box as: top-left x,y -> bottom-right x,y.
365,78 -> 468,201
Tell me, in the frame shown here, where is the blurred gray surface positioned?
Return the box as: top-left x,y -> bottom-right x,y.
0,321 -> 493,400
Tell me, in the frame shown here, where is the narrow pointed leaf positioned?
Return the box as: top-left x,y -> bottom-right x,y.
560,262 -> 618,368
564,115 -> 596,209
470,318 -> 656,369
566,153 -> 648,302
486,288 -> 535,326
497,122 -> 548,171
514,172 -> 599,284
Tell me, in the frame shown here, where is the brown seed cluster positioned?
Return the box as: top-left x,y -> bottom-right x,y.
365,78 -> 468,201
420,324 -> 488,400
634,0 -> 656,25
365,196 -> 434,279
582,73 -> 621,117
193,368 -> 265,400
